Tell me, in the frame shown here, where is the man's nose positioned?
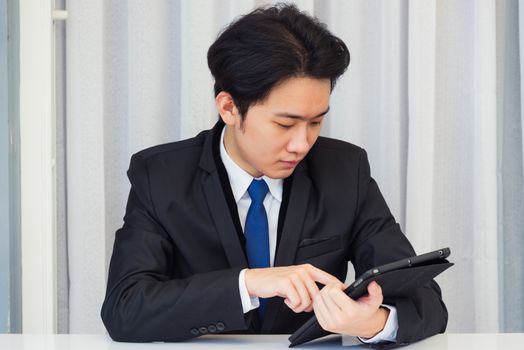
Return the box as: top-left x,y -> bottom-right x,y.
287,126 -> 310,154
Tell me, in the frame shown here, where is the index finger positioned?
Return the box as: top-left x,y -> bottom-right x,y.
304,264 -> 342,286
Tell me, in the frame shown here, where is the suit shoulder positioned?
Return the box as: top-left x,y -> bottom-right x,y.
305,136 -> 369,177
131,129 -> 208,163
312,136 -> 364,155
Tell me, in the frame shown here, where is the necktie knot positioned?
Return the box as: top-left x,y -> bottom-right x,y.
248,179 -> 269,204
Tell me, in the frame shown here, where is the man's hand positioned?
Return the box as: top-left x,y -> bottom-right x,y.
313,281 -> 389,338
244,264 -> 341,313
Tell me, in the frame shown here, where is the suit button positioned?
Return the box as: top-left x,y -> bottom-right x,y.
199,326 -> 208,334
216,322 -> 225,331
208,325 -> 217,333
190,328 -> 199,336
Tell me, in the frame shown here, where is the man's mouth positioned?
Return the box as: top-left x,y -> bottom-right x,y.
281,160 -> 299,167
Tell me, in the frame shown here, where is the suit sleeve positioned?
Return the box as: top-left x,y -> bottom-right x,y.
101,154 -> 250,342
348,149 -> 448,346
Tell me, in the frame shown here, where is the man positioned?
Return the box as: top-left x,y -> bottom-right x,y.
101,4 -> 447,346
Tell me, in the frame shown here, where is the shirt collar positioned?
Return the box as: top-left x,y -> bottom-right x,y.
219,126 -> 283,203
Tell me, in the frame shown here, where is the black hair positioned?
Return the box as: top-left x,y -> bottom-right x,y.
207,3 -> 350,119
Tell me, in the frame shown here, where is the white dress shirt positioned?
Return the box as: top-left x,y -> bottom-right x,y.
219,127 -> 397,343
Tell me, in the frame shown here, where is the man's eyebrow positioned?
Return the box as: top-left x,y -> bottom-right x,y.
275,106 -> 330,120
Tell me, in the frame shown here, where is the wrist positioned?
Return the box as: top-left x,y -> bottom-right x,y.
244,268 -> 256,296
361,307 -> 390,339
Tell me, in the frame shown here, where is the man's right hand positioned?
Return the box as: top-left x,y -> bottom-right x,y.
244,264 -> 342,313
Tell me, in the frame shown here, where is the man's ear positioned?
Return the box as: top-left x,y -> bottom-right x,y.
215,91 -> 239,125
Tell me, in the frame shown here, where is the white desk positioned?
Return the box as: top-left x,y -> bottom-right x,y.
0,333 -> 522,349
345,333 -> 523,349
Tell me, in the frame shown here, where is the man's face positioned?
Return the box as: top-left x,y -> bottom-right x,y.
223,76 -> 331,179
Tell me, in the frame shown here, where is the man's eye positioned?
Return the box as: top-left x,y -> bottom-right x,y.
276,123 -> 293,129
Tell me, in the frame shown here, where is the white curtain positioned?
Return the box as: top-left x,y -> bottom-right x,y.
62,0 -> 524,334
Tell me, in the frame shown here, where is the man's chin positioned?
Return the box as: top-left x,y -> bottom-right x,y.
264,167 -> 296,180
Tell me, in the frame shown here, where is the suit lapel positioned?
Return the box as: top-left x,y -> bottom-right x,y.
199,123 -> 248,268
273,168 -> 311,267
262,165 -> 312,332
201,173 -> 248,268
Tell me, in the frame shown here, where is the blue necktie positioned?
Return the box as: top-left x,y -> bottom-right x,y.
245,179 -> 270,319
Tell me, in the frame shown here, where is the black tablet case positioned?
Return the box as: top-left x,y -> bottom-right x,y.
288,249 -> 454,347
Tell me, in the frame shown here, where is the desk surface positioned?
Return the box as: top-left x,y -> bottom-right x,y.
0,333 -> 522,349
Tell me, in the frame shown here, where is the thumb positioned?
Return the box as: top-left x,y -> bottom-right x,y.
368,282 -> 383,300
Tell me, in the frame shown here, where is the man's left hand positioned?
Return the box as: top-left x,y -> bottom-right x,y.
313,281 -> 390,339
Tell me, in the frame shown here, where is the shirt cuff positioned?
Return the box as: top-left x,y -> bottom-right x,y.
358,304 -> 398,344
238,268 -> 260,314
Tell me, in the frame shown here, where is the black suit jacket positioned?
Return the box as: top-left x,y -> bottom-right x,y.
101,121 -> 448,344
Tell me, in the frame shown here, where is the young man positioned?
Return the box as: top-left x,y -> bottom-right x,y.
101,4 -> 447,346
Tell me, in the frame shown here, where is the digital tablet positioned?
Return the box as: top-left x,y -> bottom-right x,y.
288,248 -> 453,347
